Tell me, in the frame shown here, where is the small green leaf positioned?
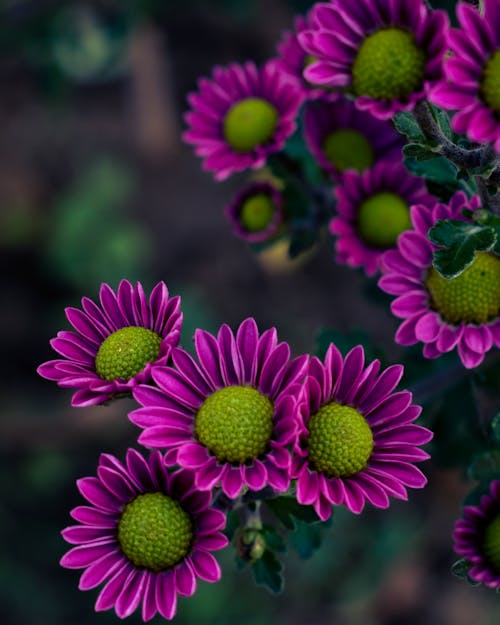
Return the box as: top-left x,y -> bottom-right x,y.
393,112 -> 426,142
265,496 -> 320,530
251,550 -> 284,594
468,449 -> 500,483
403,143 -> 437,161
451,558 -> 471,579
290,519 -> 323,559
262,525 -> 287,553
429,219 -> 496,278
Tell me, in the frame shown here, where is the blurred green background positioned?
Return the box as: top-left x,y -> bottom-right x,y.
0,1 -> 497,624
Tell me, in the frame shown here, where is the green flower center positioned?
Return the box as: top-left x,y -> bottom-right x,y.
195,385 -> 274,464
223,98 -> 278,152
240,193 -> 275,232
357,192 -> 411,248
481,50 -> 500,115
95,326 -> 162,381
322,129 -> 375,172
118,492 -> 193,572
352,28 -> 426,100
306,402 -> 373,478
426,252 -> 500,325
484,513 -> 500,573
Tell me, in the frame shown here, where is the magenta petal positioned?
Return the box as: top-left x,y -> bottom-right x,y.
315,494 -> 334,521
60,540 -> 115,569
414,312 -> 441,342
115,570 -> 146,619
62,525 -> 109,544
155,572 -> 177,620
174,561 -> 197,597
245,460 -> 268,491
457,341 -> 485,368
342,480 -> 366,514
141,574 -> 158,622
77,477 -> 121,512
194,458 -> 223,491
95,564 -> 133,612
70,506 -> 116,527
190,550 -> 221,583
176,443 -> 209,468
221,465 -> 244,498
297,467 -> 320,506
464,325 -> 493,353
78,551 -> 124,590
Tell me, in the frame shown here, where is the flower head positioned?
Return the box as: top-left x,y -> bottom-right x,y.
183,61 -> 303,181
37,281 -> 182,407
453,480 -> 500,589
130,318 -> 308,498
299,0 -> 449,119
293,343 -> 432,520
60,449 -> 228,621
303,98 -> 404,178
330,162 -> 434,276
378,192 -> 500,368
430,1 -> 500,152
226,181 -> 284,243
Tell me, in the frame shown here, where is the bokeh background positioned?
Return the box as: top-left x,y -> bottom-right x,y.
1,1 -> 498,624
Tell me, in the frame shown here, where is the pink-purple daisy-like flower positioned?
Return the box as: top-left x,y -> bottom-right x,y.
226,181 -> 284,243
330,161 -> 434,276
183,61 -> 303,181
37,281 -> 182,407
292,343 -> 432,520
430,1 -> 500,152
378,191 -> 500,368
60,449 -> 228,621
453,480 -> 500,589
299,0 -> 449,119
130,318 -> 309,498
303,98 -> 404,178
274,13 -> 338,102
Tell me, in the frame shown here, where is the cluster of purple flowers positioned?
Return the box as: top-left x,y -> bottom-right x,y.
39,281 -> 433,620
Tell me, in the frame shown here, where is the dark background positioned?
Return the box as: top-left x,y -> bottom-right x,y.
0,1 -> 497,624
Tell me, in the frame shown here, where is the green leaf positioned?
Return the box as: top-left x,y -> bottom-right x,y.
429,219 -> 497,278
262,525 -> 287,553
393,112 -> 426,143
289,519 -> 323,559
468,450 -> 500,483
451,558 -> 471,579
251,550 -> 284,594
265,496 -> 320,530
403,143 -> 437,161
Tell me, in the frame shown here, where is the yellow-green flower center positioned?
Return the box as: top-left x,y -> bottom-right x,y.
357,192 -> 411,248
195,385 -> 274,464
484,513 -> 500,572
306,402 -> 373,478
118,492 -> 193,572
426,252 -> 500,325
223,98 -> 278,152
481,50 -> 500,114
352,28 -> 426,100
95,326 -> 162,381
322,129 -> 375,172
240,193 -> 275,232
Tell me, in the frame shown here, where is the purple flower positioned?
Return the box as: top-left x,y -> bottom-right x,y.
453,480 -> 500,589
226,181 -> 284,243
299,0 -> 449,119
130,318 -> 309,498
274,13 -> 338,102
430,1 -> 500,152
292,344 -> 432,520
37,281 -> 182,407
183,61 -> 303,181
330,162 -> 434,276
60,449 -> 228,621
303,98 -> 404,178
378,192 -> 500,368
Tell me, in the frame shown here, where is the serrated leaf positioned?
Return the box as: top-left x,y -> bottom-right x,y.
451,558 -> 471,579
251,550 -> 284,594
393,111 -> 426,142
266,496 -> 320,530
404,154 -> 459,189
262,525 -> 287,553
290,519 -> 323,559
468,450 -> 500,483
429,219 -> 496,278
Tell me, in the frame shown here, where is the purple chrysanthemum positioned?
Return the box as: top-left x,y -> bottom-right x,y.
378,191 -> 500,368
183,61 -> 303,181
330,162 -> 434,276
60,449 -> 228,621
304,98 -> 404,178
37,281 -> 182,407
130,318 -> 308,498
299,0 -> 449,119
274,14 -> 338,102
430,1 -> 500,152
453,480 -> 500,589
292,343 -> 431,520
226,181 -> 284,243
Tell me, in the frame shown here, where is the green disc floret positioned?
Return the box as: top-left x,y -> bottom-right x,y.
240,193 -> 275,232
357,192 -> 411,248
484,513 -> 500,573
481,50 -> 500,114
223,98 -> 279,152
322,129 -> 375,172
307,402 -> 373,478
352,28 -> 426,100
195,385 -> 274,463
118,492 -> 193,572
95,326 -> 162,381
426,252 -> 500,325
